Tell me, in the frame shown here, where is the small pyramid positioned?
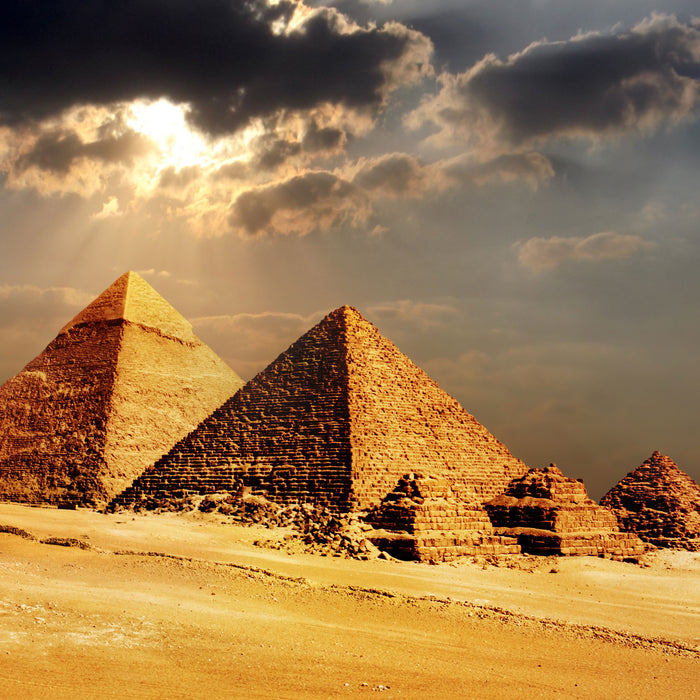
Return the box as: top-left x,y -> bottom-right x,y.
113,305 -> 527,511
600,451 -> 700,551
365,473 -> 520,563
0,272 -> 243,506
485,465 -> 646,560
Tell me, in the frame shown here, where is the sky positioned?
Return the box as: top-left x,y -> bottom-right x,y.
1,1 -> 699,500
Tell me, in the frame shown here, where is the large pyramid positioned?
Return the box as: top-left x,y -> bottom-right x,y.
0,271 -> 243,506
600,451 -> 700,551
114,305 -> 528,512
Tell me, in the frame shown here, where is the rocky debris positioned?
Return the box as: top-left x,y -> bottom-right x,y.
486,465 -> 646,561
257,510 -> 382,560
119,487 -> 382,560
601,451 -> 700,551
113,305 -> 527,512
0,524 -> 37,540
39,536 -> 93,550
365,473 -> 520,563
0,271 -> 242,507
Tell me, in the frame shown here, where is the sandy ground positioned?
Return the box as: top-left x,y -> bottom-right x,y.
0,504 -> 697,699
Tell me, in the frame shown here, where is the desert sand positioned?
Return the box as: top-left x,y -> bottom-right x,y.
0,503 -> 697,699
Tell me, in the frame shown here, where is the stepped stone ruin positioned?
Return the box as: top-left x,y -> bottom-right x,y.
366,473 -> 520,563
113,305 -> 528,512
485,465 -> 646,560
0,271 -> 243,506
601,451 -> 700,551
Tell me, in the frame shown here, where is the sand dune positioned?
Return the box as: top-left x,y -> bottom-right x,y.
0,504 -> 697,698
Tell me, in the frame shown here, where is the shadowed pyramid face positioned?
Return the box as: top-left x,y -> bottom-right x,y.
0,271 -> 243,506
600,452 -> 700,549
115,305 -> 528,511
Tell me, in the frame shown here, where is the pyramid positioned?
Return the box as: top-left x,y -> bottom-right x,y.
485,465 -> 646,560
600,451 -> 700,551
365,473 -> 520,563
113,305 -> 528,512
0,271 -> 243,506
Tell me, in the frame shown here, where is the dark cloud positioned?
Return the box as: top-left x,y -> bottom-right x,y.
230,149 -> 558,238
255,139 -> 303,171
353,153 -> 430,198
211,161 -> 250,182
302,122 -> 346,153
15,129 -> 152,174
413,14 -> 700,150
252,117 -> 347,170
0,0 -> 430,135
443,152 -> 554,189
229,170 -> 368,236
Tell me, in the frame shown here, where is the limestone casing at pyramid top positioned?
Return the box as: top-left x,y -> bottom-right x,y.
58,271 -> 196,342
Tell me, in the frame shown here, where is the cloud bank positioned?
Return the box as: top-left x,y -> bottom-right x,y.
410,13 -> 700,153
1,7 -> 699,243
517,232 -> 654,270
0,1 -> 431,134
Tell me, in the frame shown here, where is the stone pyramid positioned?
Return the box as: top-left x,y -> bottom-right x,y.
600,451 -> 700,551
0,271 -> 243,506
113,305 -> 527,512
485,465 -> 646,560
366,473 -> 520,563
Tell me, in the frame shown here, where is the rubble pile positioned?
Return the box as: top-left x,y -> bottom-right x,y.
122,487 -> 382,559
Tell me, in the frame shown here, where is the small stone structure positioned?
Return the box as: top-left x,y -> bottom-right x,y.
113,305 -> 528,512
485,465 -> 646,560
366,473 -> 520,563
601,451 -> 700,551
0,272 -> 243,506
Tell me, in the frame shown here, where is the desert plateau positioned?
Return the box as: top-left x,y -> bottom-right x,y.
0,503 -> 697,699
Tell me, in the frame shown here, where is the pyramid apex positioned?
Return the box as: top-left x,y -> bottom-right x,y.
59,271 -> 195,341
324,305 -> 368,328
644,451 -> 677,469
329,304 -> 362,316
124,269 -> 144,282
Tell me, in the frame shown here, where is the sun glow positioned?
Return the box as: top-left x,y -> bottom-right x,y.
125,99 -> 265,183
126,99 -> 209,172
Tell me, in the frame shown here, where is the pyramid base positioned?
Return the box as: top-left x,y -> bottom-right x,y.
368,530 -> 521,563
642,535 -> 700,552
497,527 -> 647,561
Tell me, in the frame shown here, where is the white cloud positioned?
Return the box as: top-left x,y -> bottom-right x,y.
516,232 -> 654,270
367,299 -> 457,327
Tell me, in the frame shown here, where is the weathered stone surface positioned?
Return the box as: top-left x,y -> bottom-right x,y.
366,473 -> 520,563
486,465 -> 646,560
114,305 -> 527,512
0,271 -> 243,506
600,451 -> 700,551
